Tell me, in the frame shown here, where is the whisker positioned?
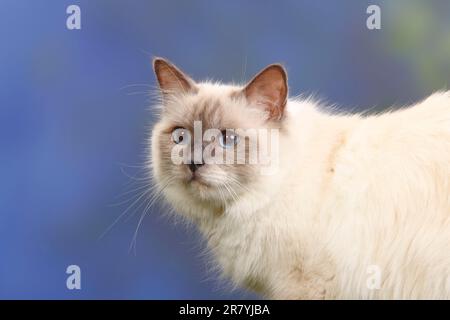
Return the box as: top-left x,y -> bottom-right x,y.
129,178 -> 174,254
100,188 -> 151,240
119,166 -> 150,182
112,183 -> 152,202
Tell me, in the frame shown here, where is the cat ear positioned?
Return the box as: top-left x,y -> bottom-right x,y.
243,64 -> 288,120
153,57 -> 197,97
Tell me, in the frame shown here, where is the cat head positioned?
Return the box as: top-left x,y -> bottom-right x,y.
150,58 -> 288,212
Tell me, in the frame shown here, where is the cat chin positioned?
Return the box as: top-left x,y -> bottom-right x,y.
179,180 -> 231,204
188,183 -> 223,202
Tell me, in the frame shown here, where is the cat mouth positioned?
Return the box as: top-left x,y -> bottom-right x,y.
189,175 -> 210,187
189,177 -> 209,187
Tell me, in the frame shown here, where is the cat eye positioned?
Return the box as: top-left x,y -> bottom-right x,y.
171,127 -> 190,145
218,130 -> 240,149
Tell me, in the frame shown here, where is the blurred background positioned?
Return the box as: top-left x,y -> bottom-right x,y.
1,0 -> 450,299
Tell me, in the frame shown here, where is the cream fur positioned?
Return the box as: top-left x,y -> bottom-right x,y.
151,85 -> 450,299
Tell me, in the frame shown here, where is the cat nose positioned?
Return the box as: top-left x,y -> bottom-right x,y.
188,162 -> 204,173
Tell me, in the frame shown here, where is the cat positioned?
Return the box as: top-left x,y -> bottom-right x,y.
150,57 -> 450,299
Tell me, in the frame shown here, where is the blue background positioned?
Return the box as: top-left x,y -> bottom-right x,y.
1,0 -> 450,299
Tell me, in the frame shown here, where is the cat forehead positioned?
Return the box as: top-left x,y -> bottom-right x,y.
197,82 -> 241,95
164,82 -> 247,128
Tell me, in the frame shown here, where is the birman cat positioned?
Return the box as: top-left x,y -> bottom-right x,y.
150,58 -> 450,299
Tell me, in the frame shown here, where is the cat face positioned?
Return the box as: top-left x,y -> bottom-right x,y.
151,58 -> 287,206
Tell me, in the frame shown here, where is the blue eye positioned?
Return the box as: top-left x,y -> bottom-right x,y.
171,128 -> 190,145
219,130 -> 239,148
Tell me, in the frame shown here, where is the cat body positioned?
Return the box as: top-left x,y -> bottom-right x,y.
151,58 -> 450,299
